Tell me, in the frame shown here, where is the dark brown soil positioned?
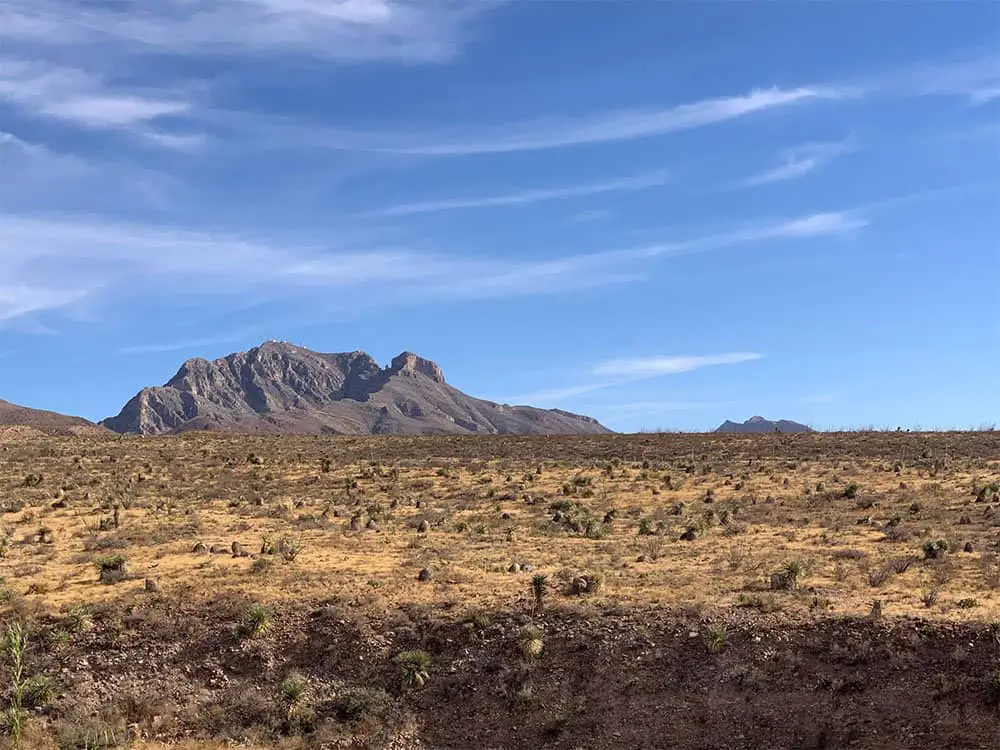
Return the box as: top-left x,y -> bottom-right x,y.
18,595 -> 1000,749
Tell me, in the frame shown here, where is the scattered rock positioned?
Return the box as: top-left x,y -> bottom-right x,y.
417,568 -> 433,582
145,578 -> 159,593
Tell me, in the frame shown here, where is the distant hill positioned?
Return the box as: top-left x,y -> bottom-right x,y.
715,416 -> 814,434
0,398 -> 107,436
102,342 -> 611,436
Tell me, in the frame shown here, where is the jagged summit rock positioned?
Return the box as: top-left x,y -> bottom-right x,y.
715,416 -> 813,434
101,343 -> 610,436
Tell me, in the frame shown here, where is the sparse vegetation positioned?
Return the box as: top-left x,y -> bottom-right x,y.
0,430 -> 998,747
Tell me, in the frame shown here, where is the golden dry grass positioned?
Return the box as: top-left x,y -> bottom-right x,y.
2,430 -> 999,623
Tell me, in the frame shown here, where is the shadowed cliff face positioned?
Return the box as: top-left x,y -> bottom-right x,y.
102,341 -> 610,436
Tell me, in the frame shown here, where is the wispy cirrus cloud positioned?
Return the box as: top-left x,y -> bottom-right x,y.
880,54 -> 1000,105
594,353 -> 762,378
0,207 -> 865,327
505,353 -> 763,405
0,0 -> 490,63
118,332 -> 258,356
0,59 -> 188,128
360,171 -> 671,217
335,87 -> 846,155
734,141 -> 852,188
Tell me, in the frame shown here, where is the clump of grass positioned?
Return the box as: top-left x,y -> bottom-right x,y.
394,650 -> 431,689
280,674 -> 314,732
703,624 -> 727,654
237,603 -> 273,639
921,588 -> 939,608
65,604 -> 93,633
21,675 -> 56,709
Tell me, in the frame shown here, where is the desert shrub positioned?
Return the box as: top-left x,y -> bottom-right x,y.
278,536 -> 302,562
956,598 -> 980,609
280,675 -> 314,732
94,555 -> 128,584
770,561 -> 807,591
530,574 -> 548,610
65,605 -> 93,633
922,539 -> 949,560
237,603 -> 272,639
333,687 -> 395,724
394,650 -> 431,689
703,624 -> 727,654
988,671 -> 1000,706
842,483 -> 859,499
921,589 -> 939,608
250,557 -> 273,575
867,566 -> 892,588
22,473 -> 43,488
21,674 -> 56,709
54,720 -> 122,750
567,573 -> 603,596
833,549 -> 866,560
889,556 -> 916,574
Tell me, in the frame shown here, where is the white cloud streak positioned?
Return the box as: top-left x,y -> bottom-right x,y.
735,142 -> 851,188
594,353 -> 762,378
339,87 -> 846,155
506,353 -> 762,405
361,171 -> 671,217
0,208 -> 864,327
0,0 -> 486,63
0,59 -> 189,132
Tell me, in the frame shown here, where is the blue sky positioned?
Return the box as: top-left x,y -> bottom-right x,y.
0,1 -> 998,432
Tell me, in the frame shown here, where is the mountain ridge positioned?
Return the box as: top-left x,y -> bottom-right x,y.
0,398 -> 108,436
715,416 -> 813,434
101,341 -> 610,436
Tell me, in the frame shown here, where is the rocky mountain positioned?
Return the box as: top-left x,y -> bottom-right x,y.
0,398 -> 106,435
102,342 -> 611,436
715,416 -> 814,434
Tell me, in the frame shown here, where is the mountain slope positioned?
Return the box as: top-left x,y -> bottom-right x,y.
715,416 -> 813,434
0,398 -> 106,435
102,342 -> 610,436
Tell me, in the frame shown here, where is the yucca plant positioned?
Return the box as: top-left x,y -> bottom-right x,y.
519,624 -> 545,660
394,650 -> 431,689
237,603 -> 272,639
703,624 -> 727,655
530,574 -> 548,611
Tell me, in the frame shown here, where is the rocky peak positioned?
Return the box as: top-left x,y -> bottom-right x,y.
388,351 -> 446,384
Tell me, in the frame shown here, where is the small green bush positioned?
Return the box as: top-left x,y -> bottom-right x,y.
394,649 -> 431,689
